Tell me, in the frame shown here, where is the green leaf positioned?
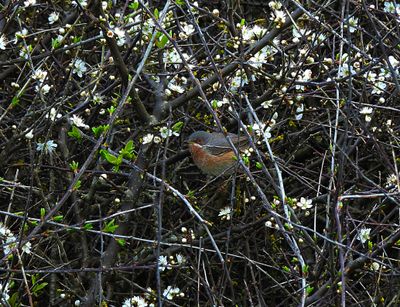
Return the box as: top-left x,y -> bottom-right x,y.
176,0 -> 184,5
11,96 -> 20,107
92,124 -> 109,138
107,105 -> 116,115
53,215 -> 63,222
73,180 -> 81,191
84,223 -> 93,231
69,161 -> 79,173
9,292 -> 20,307
29,220 -> 38,226
129,1 -> 139,10
112,156 -> 123,172
72,36 -> 81,43
102,219 -> 119,233
255,162 -> 262,169
40,208 -> 45,219
68,126 -> 82,142
116,239 -> 126,247
306,285 -> 314,295
100,149 -> 120,165
240,18 -> 246,26
172,121 -> 183,133
120,140 -> 135,159
51,37 -> 61,49
156,33 -> 169,48
154,8 -> 159,19
32,281 -> 48,297
282,266 -> 290,272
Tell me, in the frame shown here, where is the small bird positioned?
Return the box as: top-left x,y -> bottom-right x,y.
187,130 -> 248,176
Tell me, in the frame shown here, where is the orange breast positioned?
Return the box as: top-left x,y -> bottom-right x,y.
189,143 -> 237,176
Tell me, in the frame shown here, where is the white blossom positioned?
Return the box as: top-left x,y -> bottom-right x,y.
295,104 -> 304,121
36,84 -> 51,95
25,129 -> 34,139
159,126 -> 178,138
142,133 -> 154,144
0,35 -> 7,50
32,69 -> 48,84
383,1 -> 400,14
73,0 -> 88,8
269,1 -> 282,10
46,108 -> 62,121
296,69 -> 312,90
251,25 -> 267,37
249,48 -> 269,68
218,207 -> 232,220
338,63 -> 356,78
14,28 -> 28,44
113,27 -> 126,46
0,224 -> 10,237
359,107 -> 373,115
388,55 -> 399,68
70,114 -> 89,129
122,296 -> 147,307
212,97 -> 230,108
371,262 -> 380,271
242,25 -> 267,41
365,71 -> 377,82
292,27 -> 312,42
22,242 -> 32,254
272,10 -> 287,27
385,173 -> 398,188
24,0 -> 36,7
163,49 -> 190,68
357,227 -> 371,243
159,255 -> 168,271
4,234 -> 16,255
72,58 -> 87,78
360,107 -> 373,122
371,81 -> 387,95
0,282 -> 10,301
19,46 -> 31,59
230,71 -> 253,92
48,12 -> 60,24
252,123 -> 271,139
36,140 -> 58,155
181,23 -> 195,37
163,286 -> 180,300
297,197 -> 313,210
347,16 -> 358,33
176,253 -> 185,265
168,80 -> 185,94
261,100 -> 273,109
92,94 -> 104,104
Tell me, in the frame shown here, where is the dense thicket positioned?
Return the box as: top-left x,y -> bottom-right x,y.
1,0 -> 400,306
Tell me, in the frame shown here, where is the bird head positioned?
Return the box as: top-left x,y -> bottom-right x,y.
187,131 -> 211,146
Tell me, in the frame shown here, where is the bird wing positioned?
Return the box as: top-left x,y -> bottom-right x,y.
205,133 -> 249,155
